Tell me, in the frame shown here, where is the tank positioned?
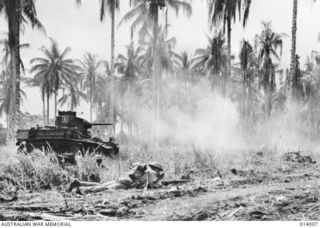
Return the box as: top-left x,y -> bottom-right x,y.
16,111 -> 119,160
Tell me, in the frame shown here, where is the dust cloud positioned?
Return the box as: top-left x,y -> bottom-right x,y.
119,76 -> 316,153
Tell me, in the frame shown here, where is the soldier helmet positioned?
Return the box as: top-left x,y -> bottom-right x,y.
148,162 -> 163,171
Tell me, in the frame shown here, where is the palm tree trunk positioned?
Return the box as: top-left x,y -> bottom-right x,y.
165,7 -> 168,36
110,1 -> 116,135
6,114 -> 9,145
43,96 -> 46,125
290,0 -> 298,98
242,69 -> 246,120
248,75 -> 252,123
47,93 -> 50,124
7,0 -> 21,143
8,48 -> 17,143
129,0 -> 133,40
152,4 -> 159,143
54,91 -> 57,119
90,77 -> 93,122
225,16 -> 232,97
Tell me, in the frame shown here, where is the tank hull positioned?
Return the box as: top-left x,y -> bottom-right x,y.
16,129 -> 119,160
16,111 -> 119,162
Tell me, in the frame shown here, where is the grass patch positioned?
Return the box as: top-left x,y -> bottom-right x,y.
0,148 -> 69,191
0,140 -> 296,193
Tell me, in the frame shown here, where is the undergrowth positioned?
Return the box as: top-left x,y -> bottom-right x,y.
0,148 -> 69,192
0,139 -> 290,193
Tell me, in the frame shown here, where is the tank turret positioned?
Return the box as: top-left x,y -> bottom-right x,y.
16,111 -> 119,161
55,111 -> 113,137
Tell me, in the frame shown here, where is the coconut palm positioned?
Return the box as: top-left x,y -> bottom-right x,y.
0,0 -> 44,141
30,39 -> 80,123
120,1 -> 192,134
120,0 -> 192,40
139,26 -> 176,136
139,26 -> 176,74
28,68 -> 51,124
100,0 -> 120,133
254,21 -> 285,118
94,65 -> 118,125
193,31 -> 227,92
207,0 -> 251,96
76,0 -> 120,133
58,83 -> 86,111
116,42 -> 142,92
239,39 -> 254,119
139,25 -> 176,96
79,53 -> 102,122
115,42 -> 143,134
172,51 -> 195,95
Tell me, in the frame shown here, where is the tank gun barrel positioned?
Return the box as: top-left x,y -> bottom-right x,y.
90,123 -> 113,126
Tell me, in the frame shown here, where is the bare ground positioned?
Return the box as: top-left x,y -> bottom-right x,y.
1,156 -> 320,221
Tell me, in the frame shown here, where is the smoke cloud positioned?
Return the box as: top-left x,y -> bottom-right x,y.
119,75 -> 317,154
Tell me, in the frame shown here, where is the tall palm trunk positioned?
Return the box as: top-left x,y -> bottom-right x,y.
290,0 -> 298,98
42,96 -> 46,125
165,7 -> 168,36
46,93 -> 50,124
247,74 -> 253,123
225,17 -> 232,97
264,56 -> 272,119
7,0 -> 21,143
129,0 -> 133,40
151,4 -> 159,143
90,76 -> 93,122
242,69 -> 246,119
110,1 -> 116,135
54,91 -> 57,119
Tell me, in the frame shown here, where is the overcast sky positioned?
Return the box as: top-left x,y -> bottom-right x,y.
1,0 -> 320,124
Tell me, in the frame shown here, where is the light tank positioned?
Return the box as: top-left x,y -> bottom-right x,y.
16,111 -> 119,160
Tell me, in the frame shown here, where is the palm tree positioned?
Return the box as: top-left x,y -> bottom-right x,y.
140,26 -> 176,99
79,53 -> 102,122
30,39 -> 80,123
28,69 -> 51,124
139,26 -> 176,140
120,1 -> 192,136
207,0 -> 251,96
58,83 -> 86,111
116,42 -> 142,92
254,21 -> 285,118
193,31 -> 227,92
0,35 -> 30,128
120,0 -> 192,39
0,0 -> 43,141
172,51 -> 194,96
239,39 -> 254,119
115,42 -> 142,134
76,0 -> 120,134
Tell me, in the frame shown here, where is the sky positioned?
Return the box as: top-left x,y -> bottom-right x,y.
1,0 -> 320,125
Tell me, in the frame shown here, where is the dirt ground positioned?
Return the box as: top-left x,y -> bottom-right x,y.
1,152 -> 320,221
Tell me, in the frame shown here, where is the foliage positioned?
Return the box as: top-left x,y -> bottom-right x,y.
193,31 -> 227,90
